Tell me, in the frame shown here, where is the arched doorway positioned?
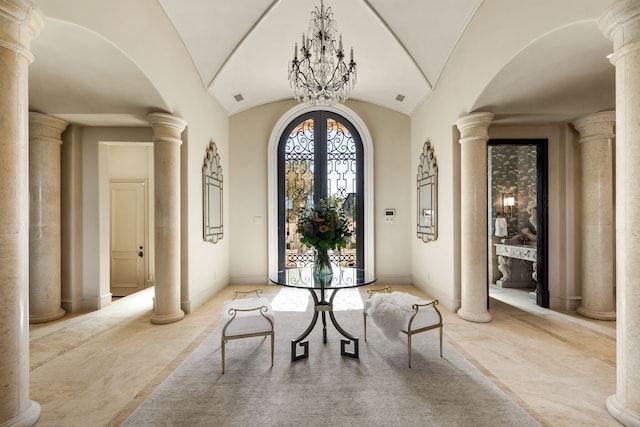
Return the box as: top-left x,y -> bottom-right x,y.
267,104 -> 374,274
277,110 -> 364,270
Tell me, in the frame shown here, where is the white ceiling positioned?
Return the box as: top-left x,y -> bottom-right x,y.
158,0 -> 482,116
29,0 -> 614,126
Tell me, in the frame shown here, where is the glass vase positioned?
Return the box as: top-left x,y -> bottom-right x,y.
313,248 -> 333,286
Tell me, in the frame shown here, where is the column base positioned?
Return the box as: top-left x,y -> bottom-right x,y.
457,308 -> 492,323
577,306 -> 616,321
150,310 -> 185,325
2,400 -> 40,427
29,308 -> 66,324
607,394 -> 640,427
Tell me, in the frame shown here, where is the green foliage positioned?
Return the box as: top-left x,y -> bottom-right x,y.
296,199 -> 352,251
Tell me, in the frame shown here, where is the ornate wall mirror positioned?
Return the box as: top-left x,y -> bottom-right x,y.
417,140 -> 438,242
203,140 -> 223,243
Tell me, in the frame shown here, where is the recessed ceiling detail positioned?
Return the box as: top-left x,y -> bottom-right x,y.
473,22 -> 615,123
30,18 -> 169,126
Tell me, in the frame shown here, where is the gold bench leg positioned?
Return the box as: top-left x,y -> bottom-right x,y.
270,332 -> 274,367
221,337 -> 226,374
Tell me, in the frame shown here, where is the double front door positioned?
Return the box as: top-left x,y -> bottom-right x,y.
277,110 -> 364,270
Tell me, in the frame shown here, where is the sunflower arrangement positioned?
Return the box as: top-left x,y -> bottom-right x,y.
296,199 -> 352,251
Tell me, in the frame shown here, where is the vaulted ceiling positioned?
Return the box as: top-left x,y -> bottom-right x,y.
157,0 -> 482,116
29,0 -> 614,126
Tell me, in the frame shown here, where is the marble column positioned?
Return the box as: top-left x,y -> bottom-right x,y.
600,2 -> 640,425
456,112 -> 494,323
0,2 -> 44,426
29,112 -> 69,323
572,111 -> 616,321
148,112 -> 186,325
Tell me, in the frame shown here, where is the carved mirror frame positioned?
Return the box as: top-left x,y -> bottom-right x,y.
203,140 -> 223,243
417,140 -> 438,242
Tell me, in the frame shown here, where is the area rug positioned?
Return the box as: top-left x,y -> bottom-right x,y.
122,292 -> 540,427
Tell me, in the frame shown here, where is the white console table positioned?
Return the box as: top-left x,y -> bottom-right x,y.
494,243 -> 537,288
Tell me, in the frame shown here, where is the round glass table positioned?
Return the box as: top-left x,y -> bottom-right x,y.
269,267 -> 376,361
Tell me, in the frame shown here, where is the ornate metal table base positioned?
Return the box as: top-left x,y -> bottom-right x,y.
291,287 -> 359,361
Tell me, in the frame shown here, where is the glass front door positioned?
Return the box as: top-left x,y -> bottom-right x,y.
277,111 -> 364,270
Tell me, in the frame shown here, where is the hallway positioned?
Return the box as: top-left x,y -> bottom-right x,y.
29,285 -> 619,426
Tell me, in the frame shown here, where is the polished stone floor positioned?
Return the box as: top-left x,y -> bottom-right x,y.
29,284 -> 620,426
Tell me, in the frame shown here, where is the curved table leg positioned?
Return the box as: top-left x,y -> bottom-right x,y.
291,287 -> 359,360
328,288 -> 359,358
291,290 -> 320,361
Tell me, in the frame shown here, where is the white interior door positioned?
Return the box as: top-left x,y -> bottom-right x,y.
110,181 -> 147,296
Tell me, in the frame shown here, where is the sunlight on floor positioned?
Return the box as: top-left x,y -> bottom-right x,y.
270,287 -> 363,312
270,288 -> 309,311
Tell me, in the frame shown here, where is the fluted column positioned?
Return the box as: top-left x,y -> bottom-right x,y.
456,112 -> 494,323
0,1 -> 44,426
29,112 -> 68,323
600,2 -> 640,425
572,111 -> 616,321
148,112 -> 186,325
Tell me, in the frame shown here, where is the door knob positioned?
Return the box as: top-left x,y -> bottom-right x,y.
138,251 -> 144,257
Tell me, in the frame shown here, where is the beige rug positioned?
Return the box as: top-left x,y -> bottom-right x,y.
122,291 -> 540,427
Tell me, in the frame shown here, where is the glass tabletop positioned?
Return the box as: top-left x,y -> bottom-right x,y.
269,267 -> 376,289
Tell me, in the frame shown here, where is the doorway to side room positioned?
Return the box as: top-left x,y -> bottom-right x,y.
487,139 -> 548,308
107,143 -> 154,298
110,180 -> 148,296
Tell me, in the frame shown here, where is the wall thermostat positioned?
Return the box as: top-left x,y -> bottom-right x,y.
384,209 -> 396,222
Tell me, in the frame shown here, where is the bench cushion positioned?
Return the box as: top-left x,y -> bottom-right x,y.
222,297 -> 274,337
366,292 -> 439,340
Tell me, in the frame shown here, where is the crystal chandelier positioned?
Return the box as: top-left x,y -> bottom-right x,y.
288,0 -> 357,106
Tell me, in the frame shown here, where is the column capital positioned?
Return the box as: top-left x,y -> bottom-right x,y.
572,110 -> 616,143
148,112 -> 187,145
456,112 -> 494,144
600,0 -> 640,63
0,0 -> 44,63
29,112 -> 68,145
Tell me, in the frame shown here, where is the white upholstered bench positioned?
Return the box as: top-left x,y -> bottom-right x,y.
364,287 -> 443,367
221,289 -> 275,374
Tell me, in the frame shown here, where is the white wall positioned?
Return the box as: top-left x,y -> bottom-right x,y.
410,0 -> 609,311
229,99 -> 412,285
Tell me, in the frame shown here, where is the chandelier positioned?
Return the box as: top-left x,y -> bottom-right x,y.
288,0 -> 357,106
